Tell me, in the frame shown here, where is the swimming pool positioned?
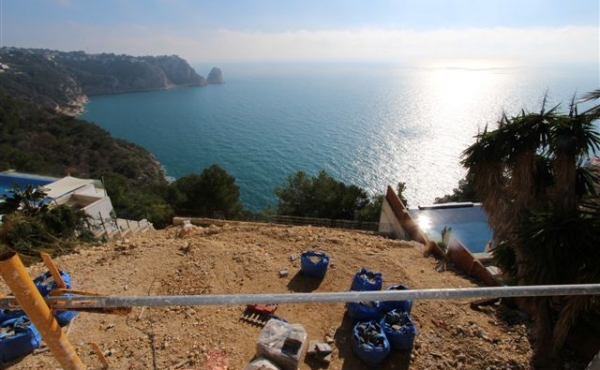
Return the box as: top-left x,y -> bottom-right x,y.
408,203 -> 493,253
0,172 -> 58,198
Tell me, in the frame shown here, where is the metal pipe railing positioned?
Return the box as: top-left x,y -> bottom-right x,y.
1,284 -> 599,310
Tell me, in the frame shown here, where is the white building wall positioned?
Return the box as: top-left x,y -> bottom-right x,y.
378,199 -> 408,239
83,197 -> 117,235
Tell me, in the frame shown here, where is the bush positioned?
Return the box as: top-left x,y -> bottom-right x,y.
0,186 -> 95,257
274,170 -> 372,220
172,164 -> 243,219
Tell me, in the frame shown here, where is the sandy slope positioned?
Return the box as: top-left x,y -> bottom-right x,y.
1,221 -> 541,370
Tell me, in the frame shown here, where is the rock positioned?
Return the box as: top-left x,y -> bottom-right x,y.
206,225 -> 221,235
207,67 -> 224,84
180,243 -> 194,254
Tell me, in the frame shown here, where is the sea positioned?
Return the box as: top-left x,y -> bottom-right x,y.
79,62 -> 599,213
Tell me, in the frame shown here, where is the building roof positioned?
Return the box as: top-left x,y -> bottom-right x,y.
44,176 -> 94,199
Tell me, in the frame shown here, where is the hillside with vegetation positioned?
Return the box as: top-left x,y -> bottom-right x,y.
0,94 -> 176,225
0,47 -> 206,115
0,96 -> 165,183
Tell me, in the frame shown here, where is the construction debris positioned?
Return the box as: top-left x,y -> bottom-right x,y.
240,304 -> 278,326
307,340 -> 333,365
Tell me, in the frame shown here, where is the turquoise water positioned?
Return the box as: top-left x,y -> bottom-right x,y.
80,63 -> 598,212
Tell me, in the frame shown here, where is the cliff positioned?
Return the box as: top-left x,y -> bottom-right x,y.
207,67 -> 224,84
0,47 -> 207,115
58,52 -> 207,95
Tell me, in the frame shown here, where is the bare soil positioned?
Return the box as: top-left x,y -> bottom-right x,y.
0,221 -> 584,370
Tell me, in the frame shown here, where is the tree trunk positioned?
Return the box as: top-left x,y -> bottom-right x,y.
531,297 -> 559,370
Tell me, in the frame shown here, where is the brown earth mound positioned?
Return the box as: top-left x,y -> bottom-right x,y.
0,221 -> 555,369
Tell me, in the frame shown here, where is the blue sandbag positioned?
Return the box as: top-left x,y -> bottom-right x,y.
54,303 -> 78,326
0,316 -> 42,364
0,270 -> 78,327
351,320 -> 390,367
0,310 -> 25,324
351,268 -> 383,291
33,271 -> 78,326
33,270 -> 72,296
380,285 -> 413,314
380,310 -> 417,351
346,301 -> 381,323
300,251 -> 330,279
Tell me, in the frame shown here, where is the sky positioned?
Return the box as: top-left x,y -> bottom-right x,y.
1,0 -> 598,65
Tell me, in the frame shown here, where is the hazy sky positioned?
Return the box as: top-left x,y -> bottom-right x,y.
1,0 -> 598,65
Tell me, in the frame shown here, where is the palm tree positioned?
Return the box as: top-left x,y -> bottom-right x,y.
462,91 -> 600,369
0,184 -> 49,216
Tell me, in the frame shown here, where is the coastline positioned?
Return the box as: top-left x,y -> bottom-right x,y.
64,84 -> 210,117
57,95 -> 89,117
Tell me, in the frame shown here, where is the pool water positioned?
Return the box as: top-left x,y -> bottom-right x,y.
0,173 -> 57,198
408,204 -> 493,253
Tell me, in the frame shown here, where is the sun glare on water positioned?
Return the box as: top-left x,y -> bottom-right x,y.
371,60 -> 515,205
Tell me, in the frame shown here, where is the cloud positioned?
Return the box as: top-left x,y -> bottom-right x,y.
7,22 -> 598,65
194,26 -> 598,64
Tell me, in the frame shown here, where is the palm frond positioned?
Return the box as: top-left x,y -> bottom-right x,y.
577,89 -> 600,103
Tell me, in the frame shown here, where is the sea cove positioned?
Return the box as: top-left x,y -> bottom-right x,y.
80,63 -> 598,212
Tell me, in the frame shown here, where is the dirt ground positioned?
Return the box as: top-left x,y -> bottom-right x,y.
0,221 -> 590,370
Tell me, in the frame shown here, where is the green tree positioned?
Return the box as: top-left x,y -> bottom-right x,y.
274,170 -> 371,220
101,174 -> 175,229
172,164 -> 243,219
0,185 -> 94,256
355,194 -> 383,222
396,182 -> 409,207
462,91 -> 600,369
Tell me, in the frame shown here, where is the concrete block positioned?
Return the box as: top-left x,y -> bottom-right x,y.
307,340 -> 319,355
316,342 -> 332,355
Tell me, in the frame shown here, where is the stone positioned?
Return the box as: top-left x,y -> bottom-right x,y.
207,67 -> 224,84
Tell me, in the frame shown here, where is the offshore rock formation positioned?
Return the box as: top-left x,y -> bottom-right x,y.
207,67 -> 224,84
0,47 -> 207,115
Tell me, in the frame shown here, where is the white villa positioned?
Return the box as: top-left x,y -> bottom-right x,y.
46,176 -> 153,239
0,171 -> 152,239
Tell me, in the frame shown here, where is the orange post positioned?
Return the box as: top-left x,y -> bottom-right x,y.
89,342 -> 109,369
0,252 -> 85,370
40,252 -> 67,290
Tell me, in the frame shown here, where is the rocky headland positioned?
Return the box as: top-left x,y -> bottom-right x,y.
0,47 -> 214,115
